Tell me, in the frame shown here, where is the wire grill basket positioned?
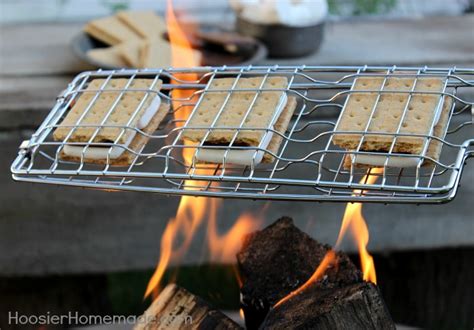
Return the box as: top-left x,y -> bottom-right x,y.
11,65 -> 474,203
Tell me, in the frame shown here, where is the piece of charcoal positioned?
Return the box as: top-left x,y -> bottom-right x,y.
261,281 -> 395,330
237,216 -> 361,329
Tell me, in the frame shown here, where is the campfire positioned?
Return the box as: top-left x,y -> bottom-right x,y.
136,216 -> 394,329
134,3 -> 394,329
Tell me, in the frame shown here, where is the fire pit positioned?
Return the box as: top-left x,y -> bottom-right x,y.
135,217 -> 394,330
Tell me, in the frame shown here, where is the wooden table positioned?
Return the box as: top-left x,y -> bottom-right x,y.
1,15 -> 474,275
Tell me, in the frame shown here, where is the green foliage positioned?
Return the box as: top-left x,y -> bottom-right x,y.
166,264 -> 241,310
100,0 -> 130,13
329,0 -> 397,16
107,264 -> 240,316
107,270 -> 152,316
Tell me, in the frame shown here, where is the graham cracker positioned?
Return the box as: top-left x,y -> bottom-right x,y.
59,102 -> 170,166
333,75 -> 447,154
424,96 -> 453,164
119,39 -> 144,67
139,40 -> 171,68
87,46 -> 128,68
182,76 -> 289,146
117,10 -> 166,39
84,16 -> 142,45
53,78 -> 163,144
343,96 -> 453,169
263,96 -> 297,163
139,40 -> 202,68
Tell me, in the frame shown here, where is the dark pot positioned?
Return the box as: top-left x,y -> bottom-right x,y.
236,17 -> 325,58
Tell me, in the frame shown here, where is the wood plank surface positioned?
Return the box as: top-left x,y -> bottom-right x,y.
0,76 -> 70,128
0,22 -> 94,76
266,15 -> 474,66
1,15 -> 473,128
1,15 -> 473,77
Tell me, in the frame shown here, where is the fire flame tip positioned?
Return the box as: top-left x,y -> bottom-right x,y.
275,169 -> 381,308
335,169 -> 381,285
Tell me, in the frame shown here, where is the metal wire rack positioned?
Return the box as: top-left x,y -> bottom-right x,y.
11,65 -> 474,203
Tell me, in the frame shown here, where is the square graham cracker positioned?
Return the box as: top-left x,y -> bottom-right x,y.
333,75 -> 448,154
53,78 -> 163,144
182,76 -> 289,146
87,46 -> 128,68
117,11 -> 166,39
59,102 -> 170,166
87,41 -> 142,68
139,40 -> 171,68
119,39 -> 144,67
84,16 -> 142,45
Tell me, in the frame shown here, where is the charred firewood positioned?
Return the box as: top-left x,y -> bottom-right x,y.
134,284 -> 242,330
261,281 -> 395,330
237,216 -> 362,329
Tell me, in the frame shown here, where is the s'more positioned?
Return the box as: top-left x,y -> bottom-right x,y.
53,78 -> 169,166
333,74 -> 452,168
181,76 -> 297,165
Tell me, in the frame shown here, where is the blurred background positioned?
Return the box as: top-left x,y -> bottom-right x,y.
1,0 -> 472,23
1,0 -> 473,329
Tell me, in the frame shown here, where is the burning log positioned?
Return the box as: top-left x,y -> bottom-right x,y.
135,284 -> 242,330
236,216 -> 362,329
261,281 -> 395,329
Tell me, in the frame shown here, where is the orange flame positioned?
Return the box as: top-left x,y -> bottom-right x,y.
208,206 -> 266,263
208,211 -> 259,263
144,195 -> 208,298
274,250 -> 337,308
145,1 -> 261,299
274,168 -> 382,307
335,167 -> 383,283
166,0 -> 198,67
144,0 -> 204,299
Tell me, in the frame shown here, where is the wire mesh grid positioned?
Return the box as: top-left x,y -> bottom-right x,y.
11,65 -> 474,203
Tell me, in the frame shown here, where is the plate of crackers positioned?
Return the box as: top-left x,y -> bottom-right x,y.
72,10 -> 267,69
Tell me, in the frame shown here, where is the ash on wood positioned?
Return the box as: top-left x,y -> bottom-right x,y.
261,281 -> 395,330
134,284 -> 242,330
237,216 -> 362,329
